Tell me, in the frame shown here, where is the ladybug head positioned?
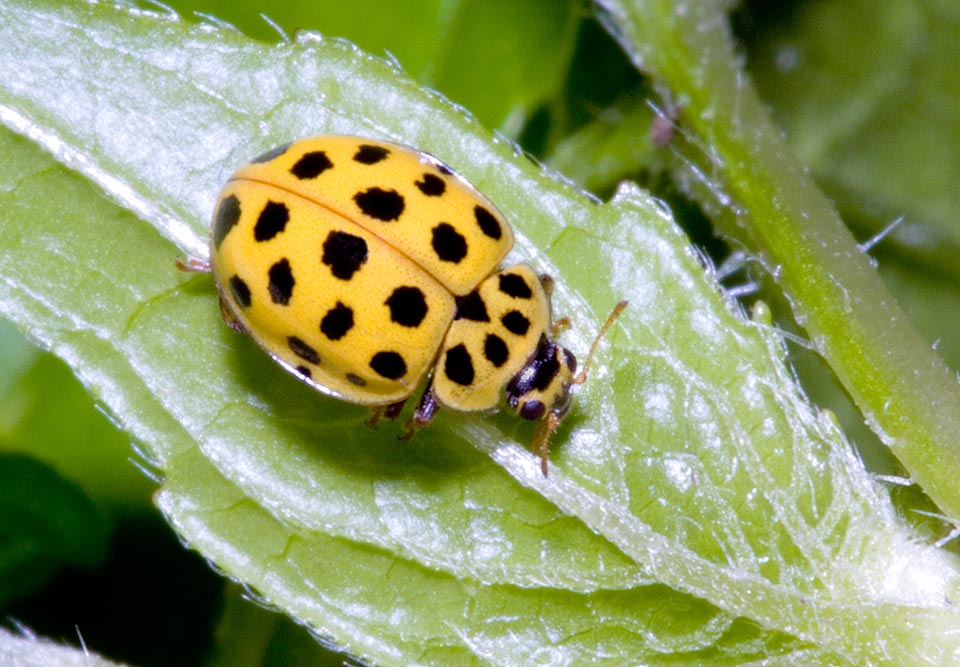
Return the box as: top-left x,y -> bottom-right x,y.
506,336 -> 577,426
506,300 -> 627,476
505,336 -> 578,476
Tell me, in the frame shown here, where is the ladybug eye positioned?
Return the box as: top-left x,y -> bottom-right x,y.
519,399 -> 546,421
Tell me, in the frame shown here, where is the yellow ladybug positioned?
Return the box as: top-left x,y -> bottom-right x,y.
202,136 -> 624,475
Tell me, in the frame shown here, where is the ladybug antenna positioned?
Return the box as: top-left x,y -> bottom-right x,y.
573,300 -> 628,385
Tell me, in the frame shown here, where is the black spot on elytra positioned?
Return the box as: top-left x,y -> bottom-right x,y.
288,336 -> 320,364
444,344 -> 474,386
268,259 -> 295,305
498,273 -> 532,299
416,173 -> 445,196
251,143 -> 291,163
228,275 -> 251,308
254,201 -> 289,242
432,223 -> 467,263
370,351 -> 406,380
296,365 -> 312,379
454,292 -> 489,322
436,163 -> 453,176
320,302 -> 354,341
213,194 -> 241,249
354,187 -> 405,221
291,151 -> 333,179
322,231 -> 368,280
484,334 -> 509,368
354,144 -> 390,164
501,310 -> 530,336
346,372 -> 367,387
385,287 -> 428,327
475,206 -> 502,240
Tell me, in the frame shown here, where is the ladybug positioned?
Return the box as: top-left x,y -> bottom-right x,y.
197,136 -> 624,475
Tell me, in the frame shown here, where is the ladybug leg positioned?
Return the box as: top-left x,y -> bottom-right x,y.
179,257 -> 246,334
533,410 -> 562,477
400,386 -> 439,441
218,297 -> 247,334
538,274 -> 572,335
538,273 -> 555,296
552,317 -> 571,335
367,399 -> 407,429
176,257 -> 210,273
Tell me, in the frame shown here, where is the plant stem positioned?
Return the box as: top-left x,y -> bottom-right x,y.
598,0 -> 960,517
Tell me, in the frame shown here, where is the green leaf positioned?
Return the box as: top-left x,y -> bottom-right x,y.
157,0 -> 578,131
162,0 -> 449,68
0,1 -> 957,665
207,583 -> 347,667
0,320 -> 38,401
0,627 -> 130,667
